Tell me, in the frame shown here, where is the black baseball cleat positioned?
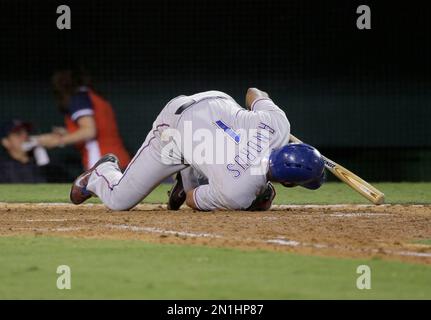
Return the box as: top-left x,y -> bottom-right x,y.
167,172 -> 186,210
70,153 -> 119,205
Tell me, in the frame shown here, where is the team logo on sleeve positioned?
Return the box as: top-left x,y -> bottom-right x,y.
214,120 -> 241,144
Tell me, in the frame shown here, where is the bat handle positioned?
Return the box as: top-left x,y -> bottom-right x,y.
289,134 -> 303,144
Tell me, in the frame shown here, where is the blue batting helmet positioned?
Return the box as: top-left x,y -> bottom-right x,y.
268,143 -> 325,185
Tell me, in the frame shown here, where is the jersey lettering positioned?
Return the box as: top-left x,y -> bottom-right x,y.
226,163 -> 241,178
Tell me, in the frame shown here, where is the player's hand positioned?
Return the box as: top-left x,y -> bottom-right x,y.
52,126 -> 68,136
36,133 -> 62,149
245,88 -> 269,110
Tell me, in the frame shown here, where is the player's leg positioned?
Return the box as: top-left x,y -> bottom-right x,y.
71,95 -> 190,210
167,167 -> 208,210
84,134 -> 186,210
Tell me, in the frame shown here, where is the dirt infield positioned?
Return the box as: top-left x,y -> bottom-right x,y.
1,203 -> 431,265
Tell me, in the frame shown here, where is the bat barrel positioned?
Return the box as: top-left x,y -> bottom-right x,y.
289,134 -> 385,205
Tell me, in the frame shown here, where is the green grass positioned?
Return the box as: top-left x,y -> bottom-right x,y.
414,239 -> 431,245
0,182 -> 430,204
0,184 -> 429,299
0,236 -> 430,299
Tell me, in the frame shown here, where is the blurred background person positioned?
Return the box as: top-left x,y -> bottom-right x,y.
36,68 -> 131,170
0,120 -> 48,183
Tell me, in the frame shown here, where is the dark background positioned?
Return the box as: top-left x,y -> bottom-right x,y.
0,0 -> 430,181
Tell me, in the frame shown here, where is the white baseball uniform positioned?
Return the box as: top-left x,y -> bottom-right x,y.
86,90 -> 290,210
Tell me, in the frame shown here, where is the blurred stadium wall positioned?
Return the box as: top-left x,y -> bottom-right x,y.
0,0 -> 430,181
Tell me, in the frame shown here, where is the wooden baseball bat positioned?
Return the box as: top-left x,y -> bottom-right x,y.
289,134 -> 385,205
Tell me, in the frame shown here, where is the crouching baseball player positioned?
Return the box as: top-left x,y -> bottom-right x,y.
70,88 -> 325,211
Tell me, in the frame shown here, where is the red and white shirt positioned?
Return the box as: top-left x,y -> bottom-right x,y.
64,87 -> 131,170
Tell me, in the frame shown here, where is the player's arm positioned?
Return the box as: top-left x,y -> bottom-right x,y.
185,189 -> 199,210
186,184 -> 255,211
244,87 -> 287,116
57,116 -> 97,145
37,91 -> 97,149
37,116 -> 97,148
245,88 -> 269,110
185,185 -> 235,211
186,187 -> 216,211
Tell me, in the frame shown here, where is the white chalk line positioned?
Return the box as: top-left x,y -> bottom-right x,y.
265,237 -> 431,258
329,212 -> 391,217
8,211 -> 392,224
3,221 -> 431,259
266,239 -> 301,246
393,251 -> 431,258
104,224 -> 221,238
103,226 -> 431,259
9,226 -> 88,232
